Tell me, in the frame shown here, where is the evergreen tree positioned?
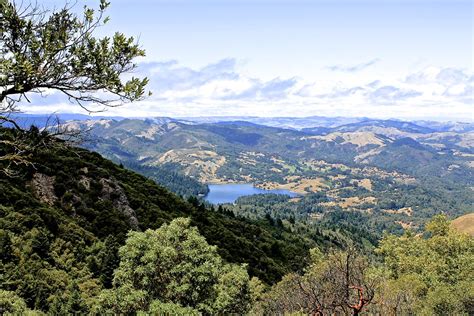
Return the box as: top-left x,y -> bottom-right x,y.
94,218 -> 252,314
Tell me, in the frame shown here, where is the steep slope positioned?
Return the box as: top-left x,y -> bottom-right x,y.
1,127 -> 357,311
59,119 -> 473,227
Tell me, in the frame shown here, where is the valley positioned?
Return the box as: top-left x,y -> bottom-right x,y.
2,0 -> 472,313
60,116 -> 474,235
3,116 -> 473,314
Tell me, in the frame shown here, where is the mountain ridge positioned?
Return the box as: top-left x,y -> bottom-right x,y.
54,118 -> 473,236
2,127 -> 354,290
13,113 -> 474,132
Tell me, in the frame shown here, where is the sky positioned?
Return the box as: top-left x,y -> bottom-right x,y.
26,0 -> 474,121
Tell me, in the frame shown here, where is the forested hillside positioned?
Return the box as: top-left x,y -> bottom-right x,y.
0,127 -> 366,313
62,118 -> 474,235
1,128 -> 472,315
1,0 -> 472,314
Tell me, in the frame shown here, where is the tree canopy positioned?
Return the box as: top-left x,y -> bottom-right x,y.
0,0 -> 148,115
0,0 -> 148,175
94,218 -> 252,314
254,214 -> 474,315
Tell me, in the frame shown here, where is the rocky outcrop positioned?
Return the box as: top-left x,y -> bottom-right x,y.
30,170 -> 139,230
100,178 -> 139,229
31,173 -> 57,206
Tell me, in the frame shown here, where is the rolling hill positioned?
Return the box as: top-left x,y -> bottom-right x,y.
3,126 -> 381,312
452,213 -> 474,236
56,118 -> 474,234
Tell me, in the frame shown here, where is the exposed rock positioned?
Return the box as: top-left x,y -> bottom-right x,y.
31,173 -> 58,206
99,178 -> 139,229
78,176 -> 91,190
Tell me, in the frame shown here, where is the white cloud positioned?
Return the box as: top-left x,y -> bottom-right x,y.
326,58 -> 380,72
406,67 -> 471,85
17,60 -> 474,121
403,66 -> 473,107
369,86 -> 422,104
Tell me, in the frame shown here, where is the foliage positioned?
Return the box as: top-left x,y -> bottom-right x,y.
0,127 -> 318,313
256,247 -> 378,315
122,161 -> 209,197
96,218 -> 251,314
0,290 -> 35,315
0,0 -> 148,110
139,300 -> 199,316
255,215 -> 474,315
0,128 -> 472,314
374,214 -> 474,315
0,0 -> 148,176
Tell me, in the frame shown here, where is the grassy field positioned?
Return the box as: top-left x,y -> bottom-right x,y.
452,213 -> 474,236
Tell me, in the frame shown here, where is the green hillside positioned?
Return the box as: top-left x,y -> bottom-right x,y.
1,0 -> 472,312
64,119 -> 474,233
0,127 -> 365,313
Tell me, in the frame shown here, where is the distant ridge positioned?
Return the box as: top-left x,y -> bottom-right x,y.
11,113 -> 474,133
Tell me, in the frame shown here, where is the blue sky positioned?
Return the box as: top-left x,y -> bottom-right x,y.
31,0 -> 473,120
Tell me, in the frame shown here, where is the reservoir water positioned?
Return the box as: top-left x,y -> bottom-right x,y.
205,183 -> 299,204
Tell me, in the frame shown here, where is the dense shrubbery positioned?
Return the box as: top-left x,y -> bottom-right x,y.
94,218 -> 252,314
0,128 -> 472,315
2,183 -> 472,316
253,215 -> 474,315
0,127 -> 339,313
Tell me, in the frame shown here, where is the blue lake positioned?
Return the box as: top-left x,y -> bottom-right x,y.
205,183 -> 299,204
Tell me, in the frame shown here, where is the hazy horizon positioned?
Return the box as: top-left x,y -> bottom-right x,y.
22,0 -> 474,121
15,112 -> 474,123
